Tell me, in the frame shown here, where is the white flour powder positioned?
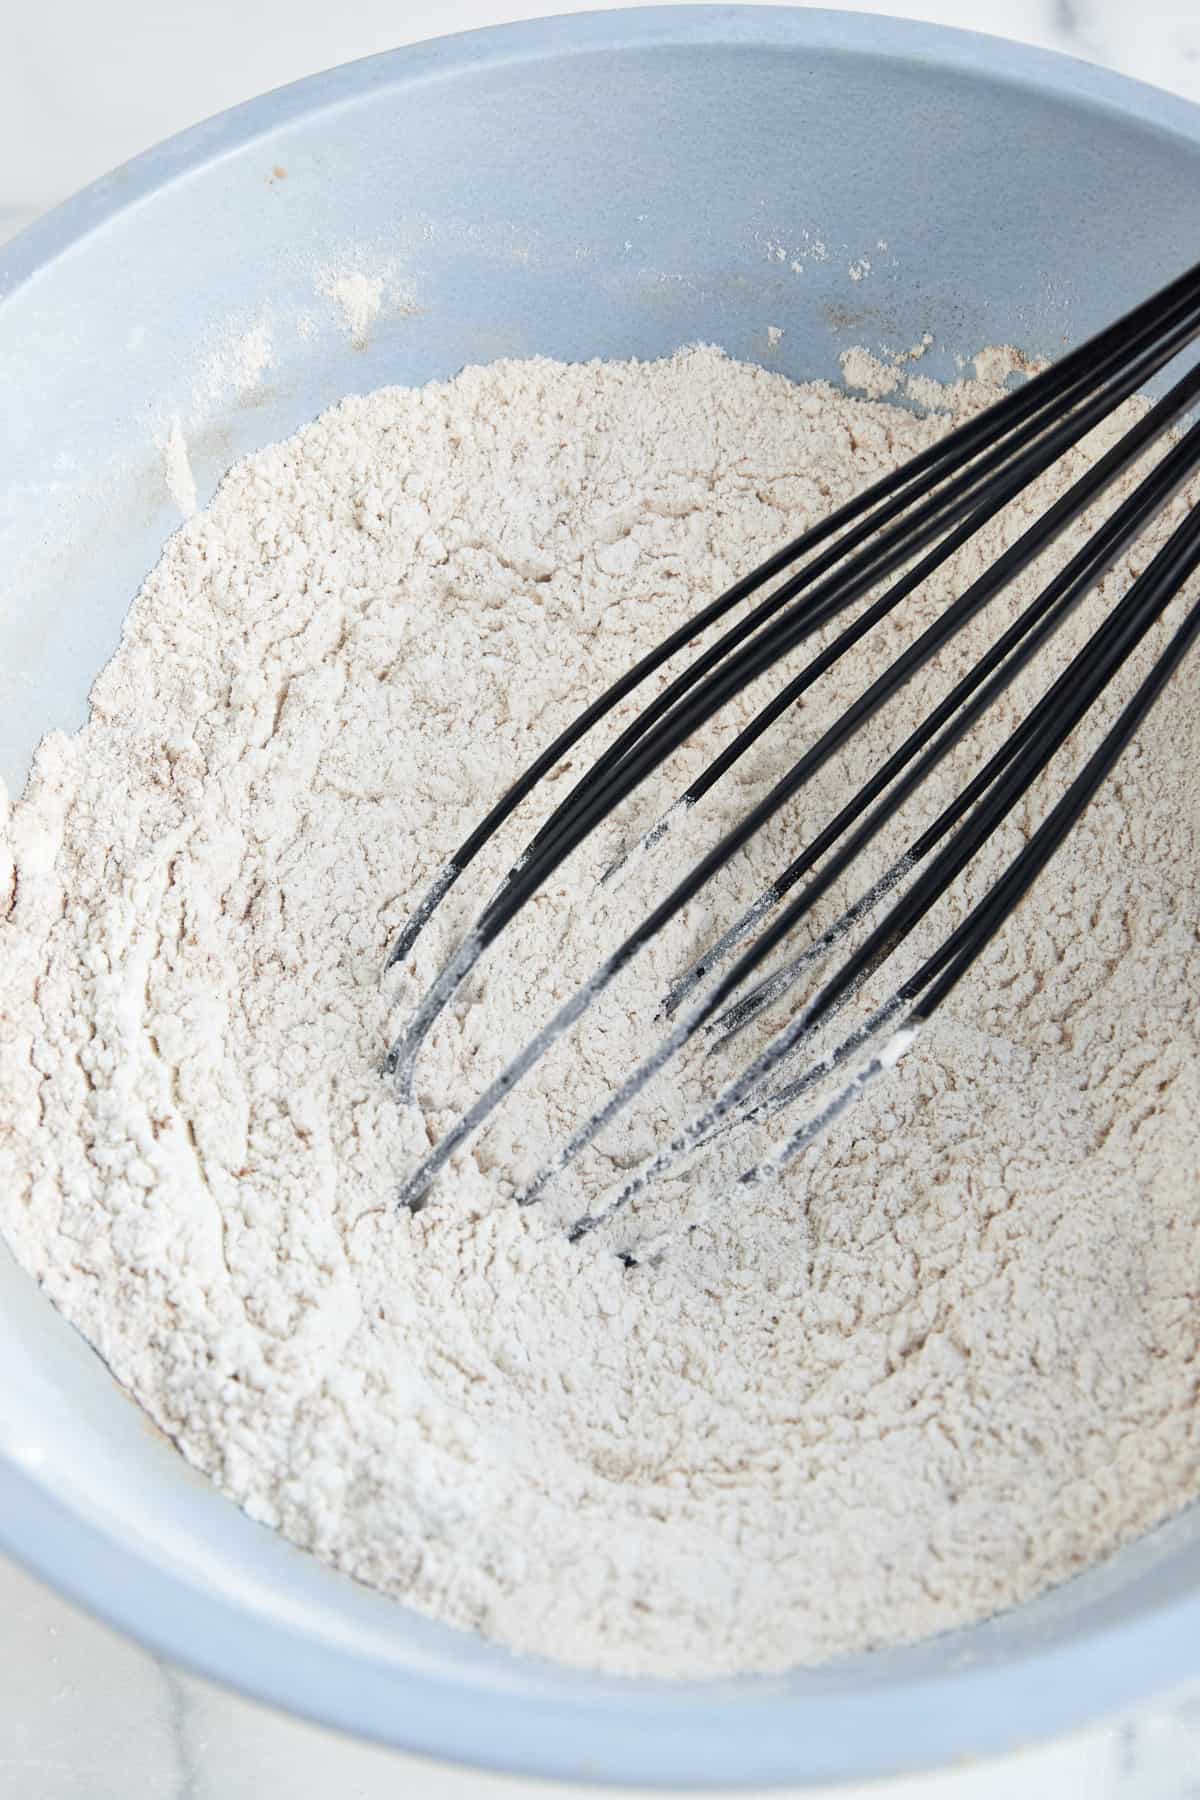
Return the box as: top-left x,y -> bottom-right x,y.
2,346 -> 1199,1677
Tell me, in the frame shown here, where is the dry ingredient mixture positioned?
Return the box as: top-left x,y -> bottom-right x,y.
1,345 -> 1198,1677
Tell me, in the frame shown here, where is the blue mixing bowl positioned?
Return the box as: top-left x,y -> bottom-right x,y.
1,7 -> 1199,1787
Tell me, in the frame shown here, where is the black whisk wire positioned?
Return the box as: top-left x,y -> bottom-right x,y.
673,365 -> 1200,1028
385,271 -> 1200,1097
730,554 -> 1200,1202
571,500 -> 1200,1243
386,258 -> 1200,973
515,390 -> 1200,1214
386,260 -> 1200,1229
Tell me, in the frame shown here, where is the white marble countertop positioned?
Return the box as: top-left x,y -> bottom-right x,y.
4,2 -> 1200,1795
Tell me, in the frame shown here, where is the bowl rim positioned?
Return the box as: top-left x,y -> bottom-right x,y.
8,0 -> 1200,305
3,6 -> 1200,1789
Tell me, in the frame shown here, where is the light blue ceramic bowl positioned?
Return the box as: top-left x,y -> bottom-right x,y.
2,8 -> 1199,1787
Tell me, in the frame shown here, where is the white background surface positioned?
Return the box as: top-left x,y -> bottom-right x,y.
3,2 -> 1200,1795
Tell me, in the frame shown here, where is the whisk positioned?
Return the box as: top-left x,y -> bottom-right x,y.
384,259 -> 1200,1243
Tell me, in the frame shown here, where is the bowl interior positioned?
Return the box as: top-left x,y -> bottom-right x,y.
1,8 -> 1199,1787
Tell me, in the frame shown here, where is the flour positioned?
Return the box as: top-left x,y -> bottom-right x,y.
317,268 -> 384,349
316,264 -> 422,349
197,312 -> 273,403
162,416 -> 197,518
1,346 -> 1199,1678
840,344 -> 901,396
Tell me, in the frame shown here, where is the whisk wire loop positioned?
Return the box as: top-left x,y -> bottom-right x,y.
388,261 -> 1200,1231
